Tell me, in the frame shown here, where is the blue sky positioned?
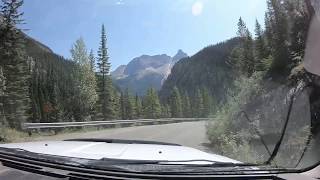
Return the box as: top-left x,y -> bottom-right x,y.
21,0 -> 267,70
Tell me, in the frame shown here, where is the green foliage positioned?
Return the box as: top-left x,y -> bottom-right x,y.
143,87 -> 161,119
70,38 -> 98,121
120,88 -> 136,119
254,20 -> 269,71
134,94 -> 143,118
193,88 -> 204,118
206,72 -> 265,163
169,86 -> 182,118
235,17 -> 255,77
202,87 -> 214,117
0,0 -> 31,129
265,0 -> 291,75
160,38 -> 240,104
88,49 -> 96,72
0,67 -> 6,126
181,92 -> 191,118
96,24 -> 115,120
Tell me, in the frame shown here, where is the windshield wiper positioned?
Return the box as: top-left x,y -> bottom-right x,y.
99,158 -> 253,167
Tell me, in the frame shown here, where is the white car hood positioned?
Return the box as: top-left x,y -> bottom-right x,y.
0,141 -> 241,164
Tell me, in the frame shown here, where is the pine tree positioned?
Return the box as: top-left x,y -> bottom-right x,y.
170,86 -> 182,118
143,88 -> 161,119
0,67 -> 6,126
70,38 -> 98,121
194,88 -> 204,118
123,88 -> 135,119
202,88 -> 212,117
0,0 -> 31,129
88,49 -> 96,72
236,17 -> 255,77
182,92 -> 191,118
284,0 -> 311,66
237,17 -> 247,37
120,91 -> 126,119
113,91 -> 121,119
266,0 -> 290,75
135,94 -> 142,119
254,19 -> 268,71
96,24 -> 115,120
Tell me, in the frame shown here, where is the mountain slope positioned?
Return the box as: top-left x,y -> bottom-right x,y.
112,50 -> 188,95
21,33 -> 77,123
160,38 -> 241,103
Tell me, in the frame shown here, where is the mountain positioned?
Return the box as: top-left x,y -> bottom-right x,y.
160,38 -> 241,103
112,65 -> 127,79
111,50 -> 188,95
172,49 -> 188,63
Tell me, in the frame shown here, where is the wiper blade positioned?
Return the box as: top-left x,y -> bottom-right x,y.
100,158 -> 252,167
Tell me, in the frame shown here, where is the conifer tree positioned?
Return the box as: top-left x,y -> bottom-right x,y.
194,88 -> 204,118
182,92 -> 191,118
0,67 -> 6,126
89,49 -> 96,72
143,88 -> 161,119
96,24 -> 115,120
170,86 -> 182,118
135,94 -> 142,119
265,0 -> 290,74
202,88 -> 212,117
0,0 -> 31,129
254,20 -> 268,71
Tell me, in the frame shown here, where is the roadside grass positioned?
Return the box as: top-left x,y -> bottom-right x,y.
0,127 -> 33,143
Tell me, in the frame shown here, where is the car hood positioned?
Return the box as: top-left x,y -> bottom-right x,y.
0,140 -> 240,164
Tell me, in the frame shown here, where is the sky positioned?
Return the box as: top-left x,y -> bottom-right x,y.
21,0 -> 267,71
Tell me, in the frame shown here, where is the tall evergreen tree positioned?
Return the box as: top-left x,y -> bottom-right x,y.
236,17 -> 255,77
96,24 -> 115,120
0,67 -> 6,126
266,0 -> 290,75
254,19 -> 268,71
143,88 -> 161,119
135,94 -> 142,119
202,88 -> 212,117
88,49 -> 96,72
284,0 -> 312,65
0,0 -> 31,129
194,88 -> 204,118
123,88 -> 135,119
170,86 -> 182,118
182,92 -> 191,118
113,91 -> 121,119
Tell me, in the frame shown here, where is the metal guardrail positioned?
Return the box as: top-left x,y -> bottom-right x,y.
22,118 -> 211,130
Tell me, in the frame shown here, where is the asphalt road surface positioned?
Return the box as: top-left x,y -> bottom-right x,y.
0,121 -> 210,179
32,120 -> 210,151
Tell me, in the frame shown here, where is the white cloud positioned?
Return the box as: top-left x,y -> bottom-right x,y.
192,1 -> 203,16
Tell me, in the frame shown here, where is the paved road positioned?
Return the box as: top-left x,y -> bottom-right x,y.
33,120 -> 210,152
0,121 -> 210,179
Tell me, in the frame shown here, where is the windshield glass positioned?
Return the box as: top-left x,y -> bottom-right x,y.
0,0 -> 319,173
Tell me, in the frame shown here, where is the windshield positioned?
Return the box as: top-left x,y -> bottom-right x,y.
0,0 -> 320,174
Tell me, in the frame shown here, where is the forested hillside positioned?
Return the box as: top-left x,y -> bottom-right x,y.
160,38 -> 240,104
